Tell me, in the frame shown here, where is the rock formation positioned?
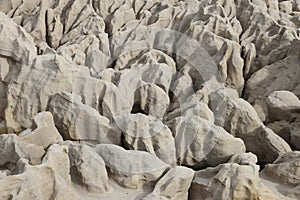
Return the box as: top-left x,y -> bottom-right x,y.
0,0 -> 299,199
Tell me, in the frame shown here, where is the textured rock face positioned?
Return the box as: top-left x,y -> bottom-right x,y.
263,151 -> 300,185
94,144 -> 170,189
168,116 -> 246,168
0,0 -> 300,199
20,112 -> 63,149
48,92 -> 122,145
261,151 -> 300,199
115,113 -> 176,164
143,166 -> 194,200
266,90 -> 300,122
217,98 -> 292,163
65,142 -> 112,195
189,154 -> 278,200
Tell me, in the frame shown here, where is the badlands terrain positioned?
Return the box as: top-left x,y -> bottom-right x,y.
0,0 -> 300,199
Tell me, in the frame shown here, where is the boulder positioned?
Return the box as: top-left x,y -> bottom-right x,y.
94,144 -> 169,189
0,134 -> 45,166
19,112 -> 63,149
115,113 -> 176,164
66,142 -> 112,195
167,116 -> 246,168
190,162 -> 278,200
49,92 -> 121,145
266,90 -> 300,122
217,98 -> 291,163
143,166 -> 194,200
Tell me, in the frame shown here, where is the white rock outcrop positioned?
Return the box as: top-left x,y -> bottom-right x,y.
94,144 -> 170,189
0,0 -> 299,199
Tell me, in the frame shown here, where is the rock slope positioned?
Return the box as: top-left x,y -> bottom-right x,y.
0,0 -> 300,199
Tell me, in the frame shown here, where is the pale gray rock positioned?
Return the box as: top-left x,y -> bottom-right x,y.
189,162 -> 278,200
114,49 -> 176,88
20,112 -> 63,149
267,120 -> 293,143
266,90 -> 300,122
0,11 -> 36,127
0,169 -> 9,179
108,3 -> 135,35
0,158 -> 80,200
66,142 -> 112,195
279,1 -> 293,14
167,116 -> 245,168
235,0 -> 297,72
100,69 -> 171,120
72,68 -> 116,112
115,113 -> 176,164
46,8 -> 63,49
217,98 -> 291,163
0,145 -> 81,200
0,134 -> 45,166
244,40 -> 300,121
92,0 -> 132,22
0,0 -> 299,199
280,184 -> 300,199
115,49 -> 176,74
94,144 -> 170,189
216,98 -> 263,134
167,76 -> 214,122
292,84 -> 300,98
165,101 -> 214,123
58,34 -> 110,77
42,144 -> 72,185
255,126 -> 293,164
99,68 -> 142,120
98,68 -> 121,84
263,151 -> 300,185
0,12 -> 36,65
169,72 -> 194,106
260,151 -> 300,199
143,166 -> 194,200
58,35 -> 106,65
133,61 -> 176,94
242,43 -> 256,78
49,92 -> 121,145
210,87 -> 239,125
134,83 -> 170,119
214,39 -> 244,93
60,13 -> 106,45
268,119 -> 300,150
110,23 -> 177,62
0,120 -> 6,134
5,54 -> 80,132
227,152 -> 258,166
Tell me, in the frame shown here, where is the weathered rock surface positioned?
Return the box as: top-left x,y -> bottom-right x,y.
266,90 -> 300,122
167,116 -> 246,169
244,40 -> 300,122
49,92 -> 121,145
217,98 -> 292,163
268,119 -> 300,150
94,144 -> 170,189
0,134 -> 45,166
143,166 -> 194,200
115,113 -> 176,164
0,144 -> 81,200
0,0 -> 299,199
189,154 -> 278,200
19,112 -> 63,149
263,151 -> 300,185
261,151 -> 300,199
5,54 -> 79,132
64,142 -> 112,195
